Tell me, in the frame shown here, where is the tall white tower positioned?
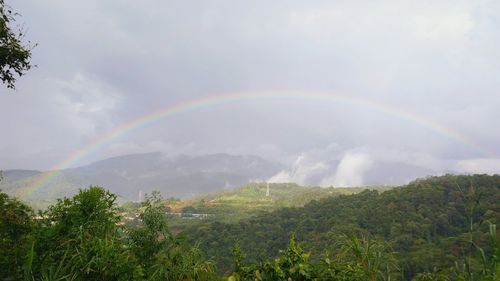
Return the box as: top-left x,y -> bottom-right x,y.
266,182 -> 270,197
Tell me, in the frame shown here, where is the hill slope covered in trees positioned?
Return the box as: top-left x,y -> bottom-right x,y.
152,183 -> 383,228
184,175 -> 500,279
1,174 -> 499,280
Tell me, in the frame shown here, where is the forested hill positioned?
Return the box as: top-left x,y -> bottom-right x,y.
162,183 -> 381,224
185,174 -> 500,278
1,174 -> 498,280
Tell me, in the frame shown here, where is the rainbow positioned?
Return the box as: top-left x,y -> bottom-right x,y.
24,90 -> 486,198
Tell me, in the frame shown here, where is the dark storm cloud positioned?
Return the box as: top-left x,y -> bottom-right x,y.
1,0 -> 500,184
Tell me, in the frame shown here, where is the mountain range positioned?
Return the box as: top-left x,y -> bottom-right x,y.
0,152 -> 437,206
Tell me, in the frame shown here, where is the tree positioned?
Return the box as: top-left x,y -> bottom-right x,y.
0,0 -> 34,89
33,187 -> 141,281
0,191 -> 34,279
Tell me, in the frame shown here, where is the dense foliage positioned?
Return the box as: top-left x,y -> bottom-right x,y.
185,175 -> 500,280
0,191 -> 34,278
0,174 -> 499,280
1,187 -> 218,281
138,183 -> 374,231
0,0 -> 33,89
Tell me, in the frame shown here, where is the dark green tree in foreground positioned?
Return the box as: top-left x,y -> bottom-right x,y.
32,187 -> 141,281
0,191 -> 34,278
0,0 -> 33,89
128,191 -> 216,281
0,175 -> 499,281
2,187 -> 217,281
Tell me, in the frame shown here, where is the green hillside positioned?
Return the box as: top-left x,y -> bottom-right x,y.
184,175 -> 500,279
1,175 -> 499,281
169,183 -> 376,219
120,183 -> 393,232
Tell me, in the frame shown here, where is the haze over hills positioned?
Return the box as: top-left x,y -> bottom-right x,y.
0,153 -> 284,204
1,152 -> 440,205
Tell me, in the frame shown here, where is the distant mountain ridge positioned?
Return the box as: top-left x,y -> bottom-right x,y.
2,169 -> 42,182
0,152 -> 440,206
0,153 -> 285,205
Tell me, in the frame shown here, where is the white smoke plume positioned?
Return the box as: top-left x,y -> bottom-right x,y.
321,152 -> 373,187
267,153 -> 328,185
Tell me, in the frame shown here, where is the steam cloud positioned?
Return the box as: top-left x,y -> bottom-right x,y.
268,151 -> 373,187
321,152 -> 373,187
267,154 -> 328,185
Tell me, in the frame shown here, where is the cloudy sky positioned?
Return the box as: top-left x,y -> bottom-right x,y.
1,0 -> 500,184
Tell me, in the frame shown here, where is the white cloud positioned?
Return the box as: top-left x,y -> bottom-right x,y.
455,158 -> 500,174
321,152 -> 373,187
3,0 -> 500,173
410,9 -> 474,42
52,73 -> 121,137
268,154 -> 329,185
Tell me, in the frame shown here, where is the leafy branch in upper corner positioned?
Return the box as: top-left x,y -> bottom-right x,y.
0,0 -> 35,89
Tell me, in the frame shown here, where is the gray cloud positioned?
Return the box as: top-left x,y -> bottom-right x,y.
1,0 -> 500,177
